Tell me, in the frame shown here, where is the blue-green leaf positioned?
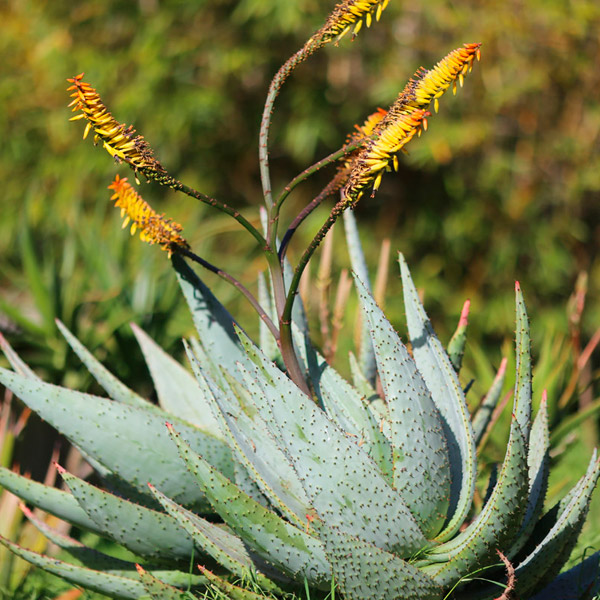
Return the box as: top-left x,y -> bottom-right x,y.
514,452 -> 600,597
56,319 -> 148,408
399,254 -> 476,542
131,323 -> 223,435
0,367 -> 232,511
164,426 -> 333,589
343,209 -> 376,384
317,523 -> 442,600
150,485 -> 289,594
172,255 -> 244,372
0,535 -> 146,600
0,467 -> 98,532
58,467 -> 195,561
355,273 -> 450,537
234,357 -> 429,555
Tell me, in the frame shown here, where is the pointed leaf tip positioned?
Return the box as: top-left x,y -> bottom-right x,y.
459,300 -> 470,328
515,281 -> 521,291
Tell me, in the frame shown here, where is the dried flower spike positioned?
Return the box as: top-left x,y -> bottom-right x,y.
67,74 -> 174,186
108,175 -> 189,256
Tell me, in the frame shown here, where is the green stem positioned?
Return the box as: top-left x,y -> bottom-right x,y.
260,48 -> 308,214
175,246 -> 279,340
274,142 -> 360,214
276,140 -> 364,261
281,196 -> 348,342
265,250 -> 311,396
172,180 -> 266,248
278,176 -> 342,262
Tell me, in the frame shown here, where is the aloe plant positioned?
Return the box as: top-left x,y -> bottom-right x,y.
1,1 -> 598,598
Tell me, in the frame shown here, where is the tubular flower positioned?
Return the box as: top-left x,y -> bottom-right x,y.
312,0 -> 391,45
67,74 -> 174,186
108,175 -> 189,256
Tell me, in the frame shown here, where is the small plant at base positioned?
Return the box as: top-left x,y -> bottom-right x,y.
0,1 -> 598,599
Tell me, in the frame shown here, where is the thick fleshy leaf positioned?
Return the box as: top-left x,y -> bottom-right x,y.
0,467 -> 98,532
472,358 -> 508,447
514,453 -> 600,597
58,467 -> 195,561
131,323 -> 223,436
200,566 -> 272,600
513,282 -> 532,433
508,395 -> 550,559
447,300 -> 470,373
234,356 -> 429,555
295,325 -> 393,482
0,367 -> 232,510
317,523 -> 442,600
424,288 -> 535,582
355,274 -> 450,537
55,320 -> 147,408
185,344 -> 311,526
137,565 -> 196,600
0,332 -> 40,379
422,422 -> 528,587
165,425 -> 333,590
0,535 -> 146,600
257,271 -> 279,362
172,254 -> 244,372
20,503 -> 139,572
343,208 -> 376,384
399,254 -> 476,541
150,485 -> 288,594
529,550 -> 600,600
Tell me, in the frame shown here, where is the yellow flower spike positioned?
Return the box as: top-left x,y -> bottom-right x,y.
342,106 -> 429,204
408,43 -> 481,111
339,43 -> 480,205
312,0 -> 390,46
107,175 -> 189,254
67,74 -> 175,186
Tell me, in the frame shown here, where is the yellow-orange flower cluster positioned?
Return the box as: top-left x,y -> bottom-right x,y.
311,0 -> 390,45
108,175 -> 189,255
341,43 -> 481,205
67,74 -> 173,185
409,43 -> 481,113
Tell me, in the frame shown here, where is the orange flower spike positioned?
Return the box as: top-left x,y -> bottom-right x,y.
107,175 -> 189,256
342,107 -> 429,204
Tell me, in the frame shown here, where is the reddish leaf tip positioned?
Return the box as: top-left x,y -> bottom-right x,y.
459,299 -> 471,327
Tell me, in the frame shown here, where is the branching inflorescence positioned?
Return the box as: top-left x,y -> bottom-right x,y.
66,6 -> 481,399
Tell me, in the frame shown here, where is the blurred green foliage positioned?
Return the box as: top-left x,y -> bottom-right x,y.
1,0 -> 598,355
